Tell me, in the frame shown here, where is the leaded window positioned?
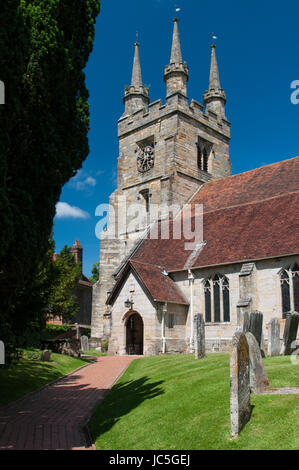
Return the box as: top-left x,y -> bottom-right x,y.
204,275 -> 230,323
204,280 -> 211,322
167,314 -> 174,329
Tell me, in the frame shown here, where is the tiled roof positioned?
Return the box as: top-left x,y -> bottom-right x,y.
131,157 -> 299,271
107,260 -> 189,306
190,156 -> 299,212
78,273 -> 93,288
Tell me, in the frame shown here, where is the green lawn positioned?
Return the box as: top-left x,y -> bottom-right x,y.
82,348 -> 107,357
89,353 -> 299,450
0,349 -> 90,406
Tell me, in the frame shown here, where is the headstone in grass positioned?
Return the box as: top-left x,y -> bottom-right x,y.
194,314 -> 205,359
281,313 -> 299,355
0,340 -> 4,364
268,318 -> 281,357
248,312 -> 263,347
41,350 -> 51,361
245,332 -> 269,394
230,331 -> 251,437
81,335 -> 89,352
243,311 -> 264,356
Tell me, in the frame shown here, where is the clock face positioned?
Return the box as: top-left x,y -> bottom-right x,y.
137,145 -> 154,173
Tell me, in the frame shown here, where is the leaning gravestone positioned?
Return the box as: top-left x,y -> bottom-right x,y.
230,331 -> 251,437
281,313 -> 299,355
81,335 -> 89,352
193,314 -> 205,359
268,318 -> 281,357
245,332 -> 269,394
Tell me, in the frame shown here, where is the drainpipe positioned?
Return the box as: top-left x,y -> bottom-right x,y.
188,269 -> 195,350
162,303 -> 167,353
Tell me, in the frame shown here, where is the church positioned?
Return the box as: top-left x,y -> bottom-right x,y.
90,18 -> 299,356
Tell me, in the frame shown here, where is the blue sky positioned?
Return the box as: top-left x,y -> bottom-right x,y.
53,0 -> 299,278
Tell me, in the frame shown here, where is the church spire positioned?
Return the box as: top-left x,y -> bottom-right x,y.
123,41 -> 149,116
209,43 -> 221,89
131,41 -> 143,87
203,43 -> 226,117
170,17 -> 182,64
164,18 -> 189,97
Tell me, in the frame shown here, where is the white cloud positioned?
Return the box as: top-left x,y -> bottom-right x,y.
75,176 -> 96,191
55,202 -> 90,219
68,170 -> 98,192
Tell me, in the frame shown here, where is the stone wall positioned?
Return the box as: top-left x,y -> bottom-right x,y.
108,272 -> 189,356
103,255 -> 299,355
172,255 -> 299,352
108,272 -> 160,356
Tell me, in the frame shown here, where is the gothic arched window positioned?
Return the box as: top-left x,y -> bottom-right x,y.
204,275 -> 230,323
203,147 -> 208,172
280,264 -> 299,318
223,277 -> 230,322
197,143 -> 202,170
213,275 -> 221,322
197,138 -> 211,173
204,280 -> 211,323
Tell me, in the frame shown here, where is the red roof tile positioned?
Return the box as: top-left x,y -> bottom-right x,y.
131,157 -> 299,271
78,273 -> 93,288
190,156 -> 299,213
107,260 -> 189,306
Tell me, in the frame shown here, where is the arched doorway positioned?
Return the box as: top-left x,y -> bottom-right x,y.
126,312 -> 144,355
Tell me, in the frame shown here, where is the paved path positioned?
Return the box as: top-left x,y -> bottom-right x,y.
0,356 -> 137,450
260,387 -> 299,395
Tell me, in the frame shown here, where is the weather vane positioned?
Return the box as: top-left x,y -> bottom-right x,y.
174,5 -> 181,18
136,31 -> 139,44
211,32 -> 218,45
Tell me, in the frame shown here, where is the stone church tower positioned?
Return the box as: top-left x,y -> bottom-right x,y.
90,19 -> 232,347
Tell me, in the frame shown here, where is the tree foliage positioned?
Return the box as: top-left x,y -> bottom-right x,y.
48,245 -> 82,323
0,0 -> 100,354
89,261 -> 100,283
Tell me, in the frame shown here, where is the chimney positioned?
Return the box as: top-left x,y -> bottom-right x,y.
72,239 -> 83,273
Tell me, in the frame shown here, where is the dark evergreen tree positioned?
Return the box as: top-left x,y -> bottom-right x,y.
0,0 -> 100,355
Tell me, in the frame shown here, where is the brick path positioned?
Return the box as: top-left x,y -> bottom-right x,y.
0,356 -> 137,450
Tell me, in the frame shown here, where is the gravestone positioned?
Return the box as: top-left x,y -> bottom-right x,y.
81,335 -> 89,352
281,313 -> 299,355
268,318 -> 281,357
245,332 -> 269,394
41,350 -> 51,361
248,311 -> 263,347
242,312 -> 250,333
0,340 -> 4,364
230,331 -> 251,437
193,314 -> 205,359
243,311 -> 264,355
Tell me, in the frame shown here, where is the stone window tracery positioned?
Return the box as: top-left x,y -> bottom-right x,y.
204,274 -> 230,323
